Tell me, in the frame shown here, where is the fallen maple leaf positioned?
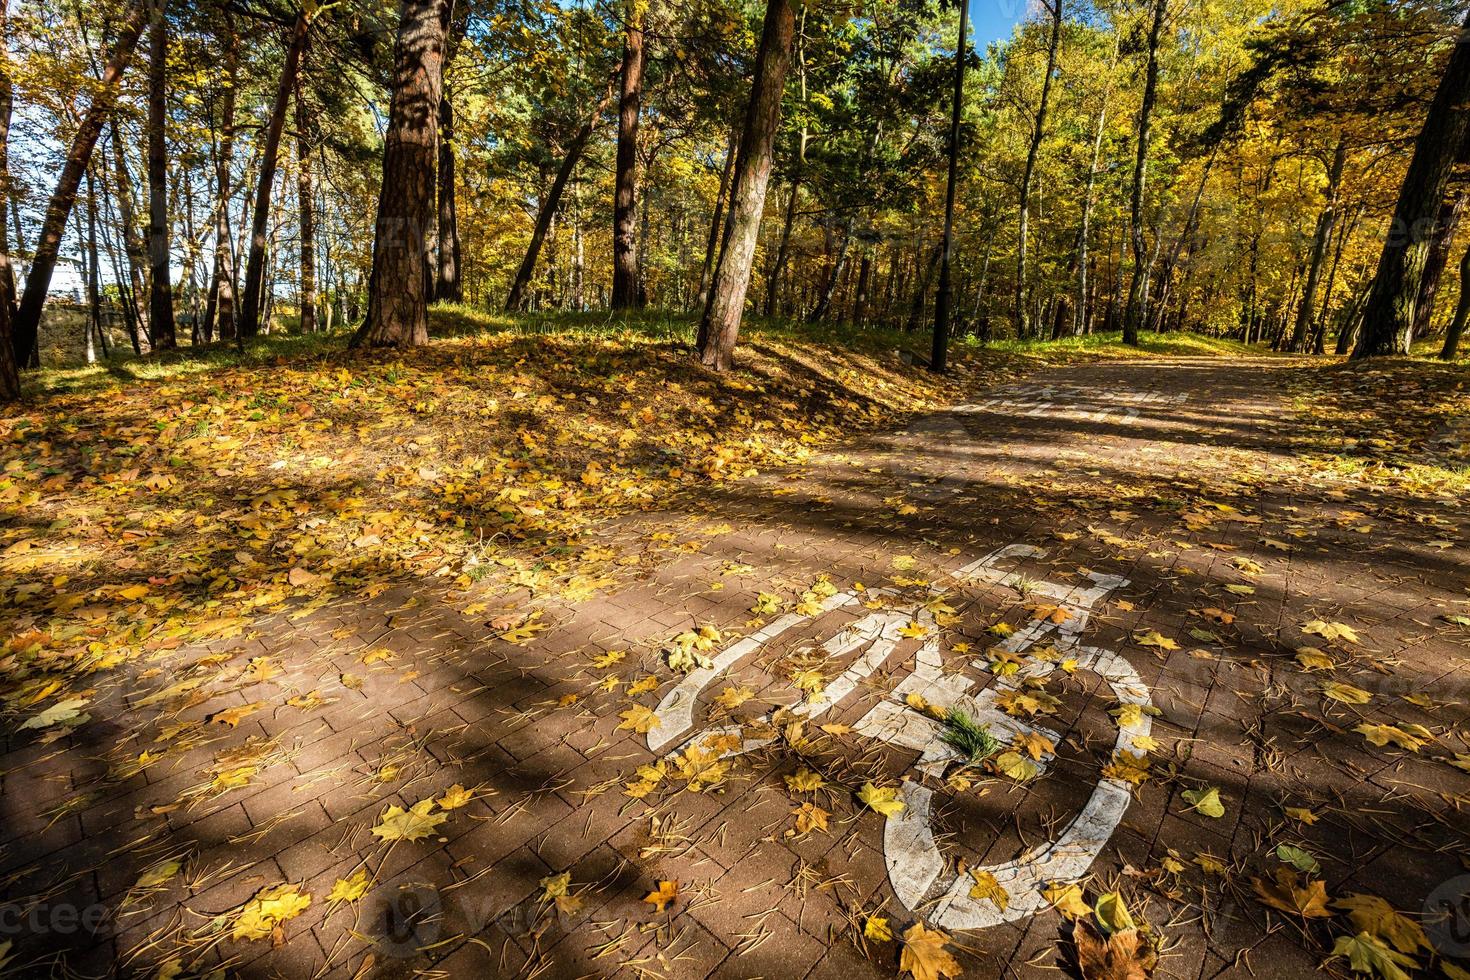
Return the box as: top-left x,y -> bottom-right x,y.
900,922 -> 962,980
617,704 -> 660,734
969,870 -> 1009,910
326,870 -> 372,905
1329,932 -> 1417,980
232,883 -> 311,942
1333,894 -> 1430,954
436,784 -> 474,810
643,879 -> 678,913
1251,867 -> 1332,918
371,799 -> 447,843
858,782 -> 905,816
1073,919 -> 1156,980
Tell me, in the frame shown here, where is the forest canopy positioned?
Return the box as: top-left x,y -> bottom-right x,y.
0,0 -> 1465,391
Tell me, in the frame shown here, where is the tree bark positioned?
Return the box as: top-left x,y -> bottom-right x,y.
434,94 -> 462,302
610,6 -> 644,310
352,0 -> 453,348
294,69 -> 316,332
85,167 -> 106,360
212,12 -> 238,341
110,121 -> 150,347
696,0 -> 796,371
1355,12 -> 1470,358
145,0 -> 175,349
12,2 -> 147,367
1288,139 -> 1347,352
694,125 -> 738,312
1123,0 -> 1166,346
238,11 -> 309,338
1442,241 -> 1470,360
810,217 -> 853,323
1411,189 -> 1466,339
1015,0 -> 1061,339
505,77 -> 615,312
0,1 -> 16,398
931,0 -> 969,372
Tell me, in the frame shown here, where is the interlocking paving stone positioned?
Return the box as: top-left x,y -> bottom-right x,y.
4,358 -> 1468,978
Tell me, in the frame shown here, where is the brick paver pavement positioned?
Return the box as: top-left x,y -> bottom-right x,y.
3,357 -> 1468,979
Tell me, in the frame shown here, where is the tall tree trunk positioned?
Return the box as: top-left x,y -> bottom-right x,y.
212,12 -> 238,341
0,1 -> 16,398
1015,0 -> 1062,340
146,0 -> 175,349
1289,139 -> 1347,352
1441,241 -> 1470,360
610,6 -> 644,310
694,125 -> 738,311
850,249 -> 871,325
1313,206 -> 1359,354
1355,11 -> 1470,358
86,166 -> 106,360
352,0 -> 453,348
505,80 -> 614,312
294,71 -> 316,332
696,0 -> 796,371
238,11 -> 309,338
434,94 -> 462,302
1410,189 -> 1466,339
0,5 -> 15,329
931,0 -> 969,372
11,2 -> 147,367
1074,35 -> 1117,336
809,217 -> 854,323
110,121 -> 150,346
1123,0 -> 1166,347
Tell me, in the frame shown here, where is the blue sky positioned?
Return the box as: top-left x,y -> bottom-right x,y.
969,0 -> 1030,46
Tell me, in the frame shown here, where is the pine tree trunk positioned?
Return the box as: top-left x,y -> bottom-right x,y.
506,79 -> 614,312
294,73 -> 317,333
1441,241 -> 1470,360
145,0 -> 175,349
809,217 -> 853,323
1123,0 -> 1166,346
11,2 -> 147,367
1411,190 -> 1466,339
696,0 -> 796,371
238,11 -> 309,338
212,13 -> 238,341
694,125 -> 738,312
434,95 -> 462,302
352,0 -> 453,348
110,121 -> 151,348
610,8 -> 644,310
0,2 -> 16,399
1290,139 -> 1346,352
1355,12 -> 1470,358
86,167 -> 106,360
1015,0 -> 1062,339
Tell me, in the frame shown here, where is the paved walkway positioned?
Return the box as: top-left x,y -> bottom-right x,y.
4,358 -> 1468,979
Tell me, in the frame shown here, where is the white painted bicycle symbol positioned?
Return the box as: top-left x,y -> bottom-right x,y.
646,544 -> 1153,930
